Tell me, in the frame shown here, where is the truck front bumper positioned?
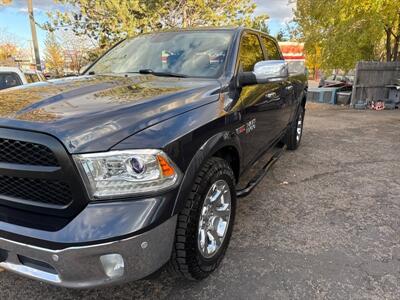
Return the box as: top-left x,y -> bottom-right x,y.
0,216 -> 177,288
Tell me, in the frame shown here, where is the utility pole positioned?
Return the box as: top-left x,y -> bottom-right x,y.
27,0 -> 42,71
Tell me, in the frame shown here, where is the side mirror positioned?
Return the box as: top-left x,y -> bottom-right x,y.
239,60 -> 289,87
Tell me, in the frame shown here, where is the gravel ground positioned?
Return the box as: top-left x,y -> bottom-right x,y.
1,103 -> 400,299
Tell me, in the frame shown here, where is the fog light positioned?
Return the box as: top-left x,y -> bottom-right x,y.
100,254 -> 124,278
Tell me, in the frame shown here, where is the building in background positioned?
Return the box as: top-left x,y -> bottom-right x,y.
0,44 -> 38,71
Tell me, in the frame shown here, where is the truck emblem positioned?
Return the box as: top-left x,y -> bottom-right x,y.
236,119 -> 256,135
246,119 -> 256,133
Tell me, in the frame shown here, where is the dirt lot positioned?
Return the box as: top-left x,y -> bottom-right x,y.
0,104 -> 400,299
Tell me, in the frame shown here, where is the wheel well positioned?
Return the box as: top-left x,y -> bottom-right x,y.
213,146 -> 240,182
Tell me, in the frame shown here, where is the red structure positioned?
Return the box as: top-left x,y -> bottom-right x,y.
279,42 -> 305,61
279,42 -> 306,76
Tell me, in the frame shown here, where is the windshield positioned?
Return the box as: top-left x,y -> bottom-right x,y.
88,31 -> 233,78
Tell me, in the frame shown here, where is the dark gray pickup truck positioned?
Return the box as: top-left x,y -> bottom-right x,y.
0,27 -> 307,288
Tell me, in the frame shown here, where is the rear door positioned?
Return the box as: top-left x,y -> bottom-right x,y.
237,32 -> 283,167
260,35 -> 295,134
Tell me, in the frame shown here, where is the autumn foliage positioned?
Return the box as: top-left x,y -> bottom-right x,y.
46,0 -> 269,48
295,0 -> 400,71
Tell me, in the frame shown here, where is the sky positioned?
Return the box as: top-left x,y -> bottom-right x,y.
0,0 -> 60,54
254,0 -> 296,33
0,0 -> 296,54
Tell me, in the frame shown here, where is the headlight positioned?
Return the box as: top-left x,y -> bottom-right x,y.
74,149 -> 181,200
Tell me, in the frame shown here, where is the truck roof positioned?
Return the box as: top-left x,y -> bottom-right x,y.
0,66 -> 23,73
0,66 -> 42,75
135,26 -> 275,40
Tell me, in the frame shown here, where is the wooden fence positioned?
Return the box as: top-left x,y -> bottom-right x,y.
351,61 -> 400,105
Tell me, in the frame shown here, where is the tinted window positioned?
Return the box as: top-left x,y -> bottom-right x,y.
89,31 -> 233,78
24,74 -> 33,83
0,72 -> 22,90
239,33 -> 264,72
25,74 -> 33,83
31,74 -> 40,82
38,73 -> 46,81
261,37 -> 281,60
24,74 -> 40,83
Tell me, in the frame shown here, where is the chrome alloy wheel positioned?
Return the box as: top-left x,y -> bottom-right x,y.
296,112 -> 303,142
198,179 -> 232,258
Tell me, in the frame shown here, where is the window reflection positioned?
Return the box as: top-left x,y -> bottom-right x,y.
88,31 -> 233,78
238,34 -> 264,72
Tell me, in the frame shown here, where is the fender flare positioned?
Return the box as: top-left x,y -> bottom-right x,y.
172,131 -> 242,215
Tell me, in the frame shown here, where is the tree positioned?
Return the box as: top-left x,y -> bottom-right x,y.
59,30 -> 96,73
0,0 -> 12,6
276,21 -> 303,43
0,43 -> 18,62
0,27 -> 21,63
370,0 -> 400,62
251,17 -> 270,34
157,0 -> 268,29
294,0 -> 400,71
44,33 -> 64,76
276,29 -> 288,42
46,0 -> 269,48
338,0 -> 400,62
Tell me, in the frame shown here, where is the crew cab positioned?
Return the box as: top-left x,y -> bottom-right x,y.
0,27 -> 307,288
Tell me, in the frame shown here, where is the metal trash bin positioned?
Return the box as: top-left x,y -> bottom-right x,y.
307,87 -> 342,104
336,91 -> 352,105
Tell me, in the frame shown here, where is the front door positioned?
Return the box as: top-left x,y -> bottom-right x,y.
236,32 -> 285,167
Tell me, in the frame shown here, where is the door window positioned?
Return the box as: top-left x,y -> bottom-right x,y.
31,74 -> 40,82
24,73 -> 40,83
261,37 -> 282,60
24,74 -> 33,83
238,33 -> 264,72
0,72 -> 22,90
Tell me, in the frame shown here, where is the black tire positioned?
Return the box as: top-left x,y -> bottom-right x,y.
285,105 -> 305,150
168,157 -> 236,280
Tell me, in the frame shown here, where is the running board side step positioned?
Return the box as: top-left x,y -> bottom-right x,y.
236,145 -> 286,198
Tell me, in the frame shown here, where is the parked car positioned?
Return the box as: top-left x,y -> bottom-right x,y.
0,28 -> 307,288
0,67 -> 46,90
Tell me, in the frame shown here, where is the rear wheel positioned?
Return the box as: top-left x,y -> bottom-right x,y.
168,157 -> 236,280
285,106 -> 305,150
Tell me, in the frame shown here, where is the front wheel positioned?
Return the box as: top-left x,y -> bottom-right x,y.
285,105 -> 305,150
168,157 -> 236,280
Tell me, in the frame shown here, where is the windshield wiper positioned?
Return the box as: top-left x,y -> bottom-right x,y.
136,69 -> 188,78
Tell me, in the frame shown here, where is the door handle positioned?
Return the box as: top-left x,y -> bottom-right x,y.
255,92 -> 280,107
266,92 -> 278,99
286,85 -> 294,92
265,92 -> 281,104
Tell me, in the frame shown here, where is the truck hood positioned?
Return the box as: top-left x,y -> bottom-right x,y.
0,74 -> 221,153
